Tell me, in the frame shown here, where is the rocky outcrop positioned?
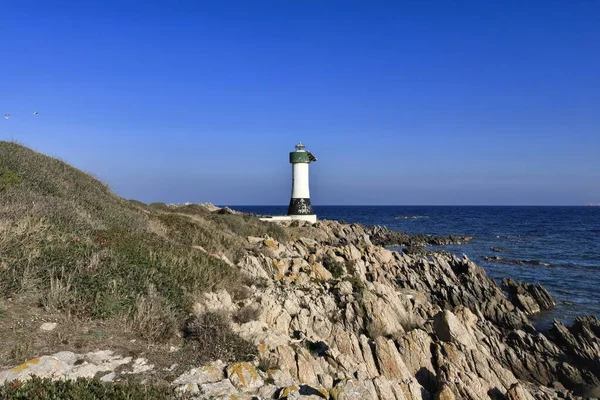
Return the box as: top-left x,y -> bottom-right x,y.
0,351 -> 149,385
366,225 -> 473,248
502,278 -> 556,315
1,219 -> 598,399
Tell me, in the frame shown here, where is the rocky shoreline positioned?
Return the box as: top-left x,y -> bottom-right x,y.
1,216 -> 599,399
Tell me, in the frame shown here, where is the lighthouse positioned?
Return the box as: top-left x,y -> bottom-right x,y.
258,142 -> 318,224
287,143 -> 317,222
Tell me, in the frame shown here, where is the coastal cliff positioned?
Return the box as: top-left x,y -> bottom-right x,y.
1,141 -> 599,399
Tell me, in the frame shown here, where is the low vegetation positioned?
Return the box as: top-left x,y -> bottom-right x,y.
322,254 -> 345,279
0,140 -> 286,351
181,312 -> 258,363
0,376 -> 186,399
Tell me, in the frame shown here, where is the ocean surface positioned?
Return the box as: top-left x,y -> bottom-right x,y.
234,206 -> 600,329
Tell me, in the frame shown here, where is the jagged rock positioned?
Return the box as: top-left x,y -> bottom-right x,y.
435,384 -> 457,400
374,336 -> 406,380
506,383 -> 536,400
433,309 -> 475,348
502,278 -> 556,315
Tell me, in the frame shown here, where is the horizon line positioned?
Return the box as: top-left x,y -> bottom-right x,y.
224,204 -> 595,207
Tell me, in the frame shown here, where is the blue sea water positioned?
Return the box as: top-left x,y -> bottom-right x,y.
233,206 -> 600,329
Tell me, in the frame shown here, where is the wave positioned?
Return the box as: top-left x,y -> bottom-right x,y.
394,215 -> 429,220
483,255 -> 552,267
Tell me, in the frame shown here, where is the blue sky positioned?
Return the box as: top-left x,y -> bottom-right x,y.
1,0 -> 599,205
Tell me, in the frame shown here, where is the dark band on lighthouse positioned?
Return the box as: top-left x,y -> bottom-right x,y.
288,198 -> 313,215
287,143 -> 317,217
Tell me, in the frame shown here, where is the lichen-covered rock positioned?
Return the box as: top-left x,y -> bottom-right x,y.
226,362 -> 264,389
0,350 -> 132,385
173,361 -> 225,386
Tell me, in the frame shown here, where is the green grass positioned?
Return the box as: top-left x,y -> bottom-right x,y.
0,140 -> 287,342
0,376 -> 188,399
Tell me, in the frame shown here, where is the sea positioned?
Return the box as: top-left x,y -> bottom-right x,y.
233,206 -> 600,330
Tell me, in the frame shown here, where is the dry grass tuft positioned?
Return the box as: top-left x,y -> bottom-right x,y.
181,312 -> 258,363
232,306 -> 261,324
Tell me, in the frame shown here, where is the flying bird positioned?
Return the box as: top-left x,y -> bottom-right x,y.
4,114 -> 9,120
34,110 -> 39,116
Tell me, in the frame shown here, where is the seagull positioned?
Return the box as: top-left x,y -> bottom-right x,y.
4,114 -> 9,120
34,110 -> 39,116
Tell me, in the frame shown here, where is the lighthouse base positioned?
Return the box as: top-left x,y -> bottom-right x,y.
287,198 -> 313,216
259,214 -> 317,224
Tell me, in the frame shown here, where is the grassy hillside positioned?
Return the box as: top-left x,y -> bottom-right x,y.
0,141 -> 287,343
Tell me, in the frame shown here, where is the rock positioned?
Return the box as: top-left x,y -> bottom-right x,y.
194,290 -> 235,314
373,337 -> 408,381
505,383 -> 536,400
125,358 -> 153,374
264,239 -> 278,248
312,262 -> 333,281
278,384 -> 300,398
39,322 -> 57,331
100,372 -> 115,382
502,278 -> 555,315
199,379 -> 239,397
435,384 -> 457,400
330,379 -> 374,400
226,362 -> 263,389
173,362 -> 226,386
433,309 -> 475,348
248,236 -> 264,244
0,350 -> 132,384
336,280 -> 353,296
0,356 -> 69,384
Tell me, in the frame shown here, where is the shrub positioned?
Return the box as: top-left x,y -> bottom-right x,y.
345,276 -> 366,297
232,306 -> 261,324
322,255 -> 345,279
365,319 -> 388,339
230,285 -> 253,301
0,170 -> 21,191
181,312 -> 258,363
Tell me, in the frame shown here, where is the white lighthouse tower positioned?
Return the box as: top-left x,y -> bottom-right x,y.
287,142 -> 317,222
259,142 -> 318,224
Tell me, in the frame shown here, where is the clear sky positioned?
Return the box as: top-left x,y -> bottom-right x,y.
1,1 -> 599,205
